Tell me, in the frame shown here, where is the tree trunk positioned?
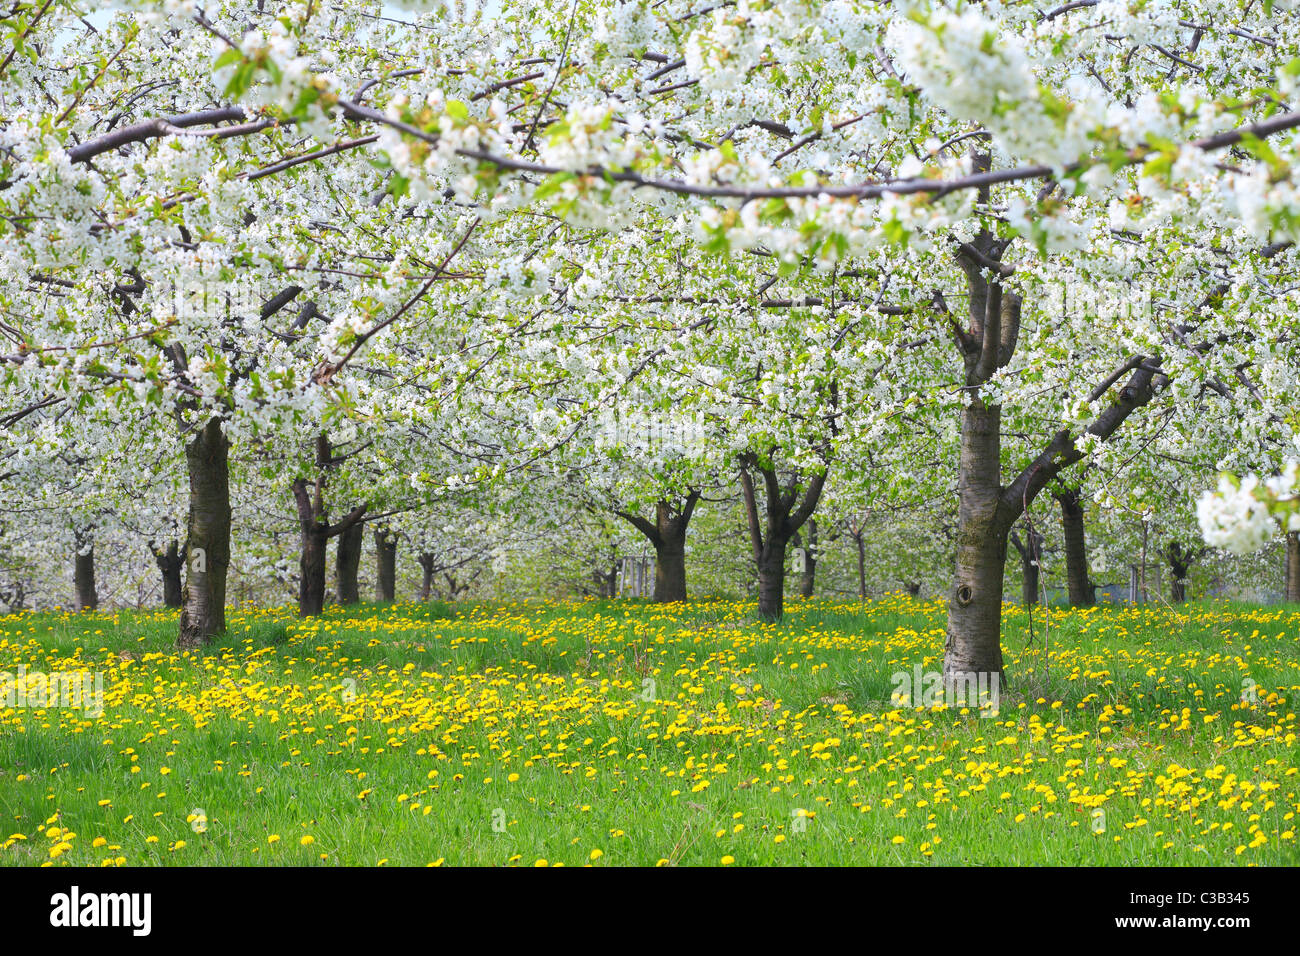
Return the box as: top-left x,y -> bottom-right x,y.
1056,490 -> 1095,607
944,401 -> 1009,691
654,537 -> 688,602
179,417 -> 231,647
757,537 -> 788,620
798,519 -> 817,598
336,521 -> 364,605
1020,552 -> 1039,608
1163,542 -> 1198,605
293,436 -> 368,618
73,532 -> 97,611
1287,532 -> 1300,602
418,552 -> 435,601
1011,530 -> 1042,608
615,495 -> 698,604
653,496 -> 694,602
299,524 -> 328,616
738,462 -> 826,622
374,529 -> 397,602
154,540 -> 184,608
854,529 -> 866,601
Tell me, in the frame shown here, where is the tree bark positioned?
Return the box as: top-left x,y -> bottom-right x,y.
944,400 -> 1010,690
1055,489 -> 1095,607
336,521 -> 364,605
942,236 -> 1161,691
73,530 -> 98,611
1011,529 -> 1042,608
292,470 -> 366,618
655,539 -> 688,602
374,528 -> 397,602
418,552 -> 436,600
614,493 -> 699,603
738,459 -> 827,621
299,521 -> 329,616
1287,532 -> 1300,602
756,539 -> 788,615
179,417 -> 231,647
152,540 -> 184,608
1163,542 -> 1200,604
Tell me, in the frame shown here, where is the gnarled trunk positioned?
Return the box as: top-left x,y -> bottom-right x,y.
153,540 -> 184,608
1056,489 -> 1095,607
73,530 -> 98,611
615,494 -> 699,604
738,459 -> 826,622
1162,541 -> 1201,605
374,529 -> 397,602
179,417 -> 231,647
336,521 -> 364,605
941,208 -> 1159,693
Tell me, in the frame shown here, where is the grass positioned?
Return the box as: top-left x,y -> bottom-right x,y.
1,595 -> 1297,866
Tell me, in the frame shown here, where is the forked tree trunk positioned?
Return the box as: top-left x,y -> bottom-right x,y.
615,493 -> 699,604
336,521 -> 364,605
944,401 -> 1009,690
179,417 -> 231,648
418,552 -> 436,600
73,531 -> 97,611
1287,533 -> 1300,603
292,468 -> 366,618
738,460 -> 826,621
1056,489 -> 1095,607
374,529 -> 397,602
942,206 -> 1160,692
153,540 -> 184,608
1162,542 -> 1201,605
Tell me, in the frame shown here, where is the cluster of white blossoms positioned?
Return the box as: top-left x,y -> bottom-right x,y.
1231,165 -> 1300,244
3,0 -> 1300,593
1198,462 -> 1300,553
